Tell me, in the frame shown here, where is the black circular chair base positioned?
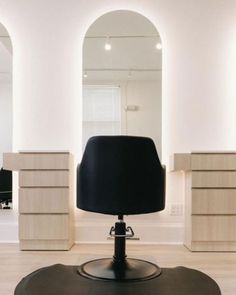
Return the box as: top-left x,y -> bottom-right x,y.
14,264 -> 221,295
77,258 -> 161,281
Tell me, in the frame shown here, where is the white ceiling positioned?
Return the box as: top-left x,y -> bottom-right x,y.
0,23 -> 12,83
83,11 -> 162,81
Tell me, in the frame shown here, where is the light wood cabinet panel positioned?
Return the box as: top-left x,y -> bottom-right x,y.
192,171 -> 236,188
19,240 -> 74,251
3,151 -> 74,250
19,170 -> 70,187
192,216 -> 236,242
19,214 -> 69,240
190,241 -> 236,251
171,152 -> 236,251
19,188 -> 69,213
3,153 -> 20,170
192,189 -> 236,214
170,153 -> 191,171
192,153 -> 236,170
3,152 -> 70,170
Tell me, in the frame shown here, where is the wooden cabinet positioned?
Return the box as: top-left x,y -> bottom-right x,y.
3,151 -> 74,250
171,152 -> 236,251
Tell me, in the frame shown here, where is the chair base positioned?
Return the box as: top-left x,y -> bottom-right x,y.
77,258 -> 161,281
14,264 -> 221,295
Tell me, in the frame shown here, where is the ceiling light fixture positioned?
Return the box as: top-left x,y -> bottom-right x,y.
104,37 -> 112,51
156,42 -> 162,50
128,71 -> 132,79
83,72 -> 88,78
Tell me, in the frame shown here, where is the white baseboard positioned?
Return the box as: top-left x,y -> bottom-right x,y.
75,222 -> 184,244
0,221 -> 184,245
0,222 -> 18,243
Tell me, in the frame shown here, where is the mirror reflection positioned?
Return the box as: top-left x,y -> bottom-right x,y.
0,23 -> 12,209
82,10 -> 162,157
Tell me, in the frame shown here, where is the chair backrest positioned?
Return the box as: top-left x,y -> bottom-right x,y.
77,136 -> 165,215
0,168 -> 12,192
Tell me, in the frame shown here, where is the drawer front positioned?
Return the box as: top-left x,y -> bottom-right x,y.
19,171 -> 70,187
19,214 -> 69,240
192,189 -> 236,214
191,154 -> 236,170
19,240 -> 73,251
19,188 -> 69,213
3,153 -> 70,170
192,216 -> 236,241
192,171 -> 236,188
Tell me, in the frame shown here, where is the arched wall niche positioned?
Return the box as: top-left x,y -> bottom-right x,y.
81,9 -> 163,158
77,9 -> 165,238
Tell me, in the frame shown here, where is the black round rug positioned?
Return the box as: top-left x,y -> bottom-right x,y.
14,264 -> 221,295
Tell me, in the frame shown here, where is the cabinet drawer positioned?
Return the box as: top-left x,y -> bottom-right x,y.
19,171 -> 70,187
19,240 -> 73,251
192,216 -> 236,241
19,214 -> 69,240
3,152 -> 70,170
19,188 -> 69,213
192,154 -> 236,170
192,189 -> 236,214
192,171 -> 236,188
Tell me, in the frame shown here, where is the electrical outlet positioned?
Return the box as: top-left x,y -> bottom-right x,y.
170,204 -> 183,216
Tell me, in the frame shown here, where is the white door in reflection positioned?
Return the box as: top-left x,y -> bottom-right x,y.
82,85 -> 121,150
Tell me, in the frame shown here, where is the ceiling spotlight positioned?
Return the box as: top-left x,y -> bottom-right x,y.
128,71 -> 132,79
104,37 -> 112,51
83,72 -> 88,78
156,42 -> 162,50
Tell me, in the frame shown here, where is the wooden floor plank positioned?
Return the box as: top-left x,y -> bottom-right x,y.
0,243 -> 235,295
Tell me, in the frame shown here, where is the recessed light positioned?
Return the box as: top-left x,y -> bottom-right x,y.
83,72 -> 88,78
104,37 -> 112,51
156,42 -> 162,50
104,43 -> 112,51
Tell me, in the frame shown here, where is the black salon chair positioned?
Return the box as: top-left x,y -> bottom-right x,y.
0,168 -> 12,209
77,135 -> 165,281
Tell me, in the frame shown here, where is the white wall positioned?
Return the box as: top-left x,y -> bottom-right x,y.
0,82 -> 12,167
0,0 -> 236,243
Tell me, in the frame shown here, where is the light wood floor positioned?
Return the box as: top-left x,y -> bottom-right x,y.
0,243 -> 235,295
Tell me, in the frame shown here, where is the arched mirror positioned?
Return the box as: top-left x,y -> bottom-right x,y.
0,24 -> 12,209
82,10 -> 162,157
